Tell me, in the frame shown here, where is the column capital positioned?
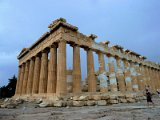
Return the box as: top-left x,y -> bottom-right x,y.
57,38 -> 67,43
106,53 -> 115,58
115,55 -> 121,60
50,43 -> 58,48
35,52 -> 42,57
41,48 -> 49,54
70,43 -> 80,48
84,47 -> 91,51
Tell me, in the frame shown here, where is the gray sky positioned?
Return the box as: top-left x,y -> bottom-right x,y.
0,0 -> 160,86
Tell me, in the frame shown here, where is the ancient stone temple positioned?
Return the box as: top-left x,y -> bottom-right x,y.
14,18 -> 160,106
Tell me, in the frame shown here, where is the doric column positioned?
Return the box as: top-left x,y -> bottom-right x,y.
32,54 -> 41,94
39,50 -> 48,94
148,67 -> 154,90
87,49 -> 97,92
130,61 -> 139,92
56,40 -> 67,95
143,65 -> 151,86
116,57 -> 125,92
72,45 -> 81,93
22,61 -> 29,94
19,63 -> 25,95
157,70 -> 160,88
153,69 -> 159,90
47,45 -> 57,94
26,58 -> 35,94
15,66 -> 22,95
108,54 -> 118,92
138,64 -> 145,91
152,68 -> 156,91
123,59 -> 132,92
98,52 -> 108,92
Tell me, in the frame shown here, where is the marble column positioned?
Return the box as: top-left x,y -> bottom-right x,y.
144,66 -> 149,86
87,49 -> 97,92
123,59 -> 132,92
98,52 -> 108,92
39,50 -> 48,94
47,45 -> 57,94
15,66 -> 22,95
56,40 -> 67,95
130,62 -> 139,92
26,58 -> 35,94
108,55 -> 118,92
153,68 -> 157,91
158,70 -> 160,88
72,45 -> 81,93
22,61 -> 29,94
32,54 -> 41,94
157,70 -> 160,88
154,69 -> 159,90
116,57 -> 125,92
148,67 -> 154,90
138,64 -> 145,91
19,63 -> 25,95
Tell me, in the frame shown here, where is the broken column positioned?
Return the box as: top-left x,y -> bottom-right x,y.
130,61 -> 139,92
97,51 -> 108,92
107,54 -> 118,92
116,56 -> 126,92
123,59 -> 133,92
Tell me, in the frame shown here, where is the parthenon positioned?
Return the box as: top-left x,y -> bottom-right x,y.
14,18 -> 160,105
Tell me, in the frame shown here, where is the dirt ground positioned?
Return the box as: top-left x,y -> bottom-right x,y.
0,96 -> 160,120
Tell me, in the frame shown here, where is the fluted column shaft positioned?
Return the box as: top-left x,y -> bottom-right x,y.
32,54 -> 41,94
138,65 -> 145,91
47,45 -> 57,94
73,45 -> 81,93
22,61 -> 29,94
98,52 -> 108,92
98,52 -> 105,73
15,66 -> 22,95
130,62 -> 139,92
19,64 -> 25,95
56,41 -> 67,95
157,70 -> 160,88
39,50 -> 48,94
108,55 -> 117,92
116,57 -> 125,92
158,70 -> 160,88
148,67 -> 154,90
152,69 -> 156,89
27,58 -> 35,94
123,59 -> 132,92
143,66 -> 151,86
87,49 -> 97,92
153,69 -> 158,90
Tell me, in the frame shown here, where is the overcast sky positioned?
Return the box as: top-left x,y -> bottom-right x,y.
0,0 -> 160,86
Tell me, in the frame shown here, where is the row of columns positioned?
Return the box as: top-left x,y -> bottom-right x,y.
15,40 -> 160,96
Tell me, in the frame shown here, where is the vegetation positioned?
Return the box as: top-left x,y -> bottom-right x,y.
0,75 -> 17,98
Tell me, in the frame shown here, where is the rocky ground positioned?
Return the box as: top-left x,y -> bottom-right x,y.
0,96 -> 160,120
